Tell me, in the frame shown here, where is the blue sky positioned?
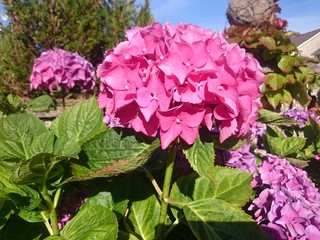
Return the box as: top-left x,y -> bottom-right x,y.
1,0 -> 319,33
143,0 -> 320,33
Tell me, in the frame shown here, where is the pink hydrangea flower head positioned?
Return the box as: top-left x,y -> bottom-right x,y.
97,23 -> 264,149
30,48 -> 95,92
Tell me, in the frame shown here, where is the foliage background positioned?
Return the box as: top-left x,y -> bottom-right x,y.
0,0 -> 153,95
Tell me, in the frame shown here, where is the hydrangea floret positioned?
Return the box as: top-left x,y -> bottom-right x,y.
30,48 -> 95,92
97,23 -> 264,149
283,108 -> 310,127
249,155 -> 320,240
226,143 -> 257,173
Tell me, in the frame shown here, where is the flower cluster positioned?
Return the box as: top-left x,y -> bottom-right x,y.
283,108 -> 310,127
30,49 -> 95,92
97,23 -> 264,149
250,122 -> 267,140
249,155 -> 320,240
226,144 -> 257,173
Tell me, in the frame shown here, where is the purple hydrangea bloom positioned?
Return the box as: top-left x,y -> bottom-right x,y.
249,155 -> 320,240
250,122 -> 267,139
30,49 -> 95,92
283,108 -> 310,127
250,122 -> 267,141
226,144 -> 257,173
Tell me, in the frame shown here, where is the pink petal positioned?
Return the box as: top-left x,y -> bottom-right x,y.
179,104 -> 205,128
180,124 -> 199,145
160,122 -> 182,149
219,118 -> 238,142
131,113 -> 159,137
140,100 -> 159,122
213,104 -> 236,120
158,53 -> 191,84
136,87 -> 153,108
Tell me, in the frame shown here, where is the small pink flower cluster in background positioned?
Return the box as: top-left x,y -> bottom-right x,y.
30,49 -> 95,92
97,23 -> 264,149
249,155 -> 320,240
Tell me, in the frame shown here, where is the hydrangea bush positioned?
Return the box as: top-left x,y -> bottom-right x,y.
1,22 -> 320,240
97,22 -> 264,149
30,48 -> 95,92
224,108 -> 320,240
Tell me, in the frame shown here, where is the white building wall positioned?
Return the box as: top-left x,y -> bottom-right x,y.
298,33 -> 320,58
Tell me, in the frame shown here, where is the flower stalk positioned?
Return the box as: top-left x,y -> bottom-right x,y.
40,184 -> 60,236
156,146 -> 176,240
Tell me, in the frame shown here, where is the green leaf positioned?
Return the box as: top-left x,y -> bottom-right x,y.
265,90 -> 282,109
70,129 -> 160,180
278,55 -> 294,73
60,204 -> 118,240
51,98 -> 107,145
53,137 -> 81,159
258,109 -> 297,125
183,198 -> 268,240
259,36 -> 277,50
0,165 -> 40,210
263,128 -> 306,157
287,82 -> 311,107
170,167 -> 252,208
127,178 -> 160,240
0,200 -> 14,231
280,137 -> 306,156
304,117 -> 320,140
183,137 -> 214,178
18,209 -> 47,223
0,113 -> 48,160
207,167 -> 252,207
298,66 -> 315,83
27,95 -> 56,112
85,191 -> 129,220
10,153 -> 69,185
118,230 -> 140,240
265,73 -> 288,90
7,94 -> 25,113
281,89 -> 292,107
28,131 -> 55,157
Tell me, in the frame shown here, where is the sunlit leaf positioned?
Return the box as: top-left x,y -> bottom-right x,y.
127,179 -> 160,240
278,55 -> 293,73
183,137 -> 214,178
183,198 -> 268,240
259,36 -> 277,50
0,113 -> 48,160
70,129 -> 160,180
60,204 -> 118,240
51,98 -> 106,145
258,109 -> 297,125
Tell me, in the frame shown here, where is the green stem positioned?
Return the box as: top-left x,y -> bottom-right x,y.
40,211 -> 53,235
156,146 -> 176,240
144,168 -> 162,197
40,184 -> 60,236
